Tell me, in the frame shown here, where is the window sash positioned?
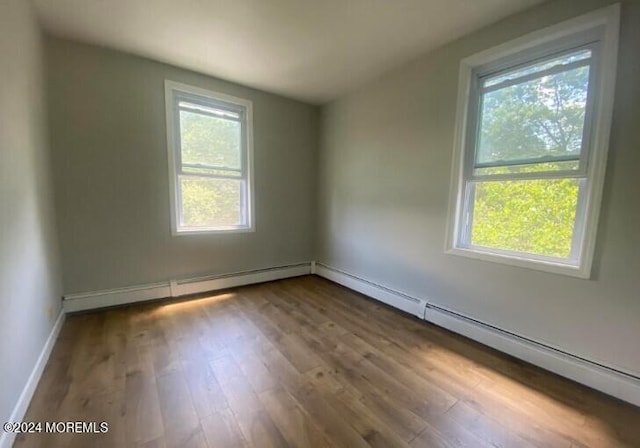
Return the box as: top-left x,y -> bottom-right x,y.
175,174 -> 248,230
173,97 -> 248,179
458,177 -> 588,263
465,43 -> 600,182
471,169 -> 586,182
474,153 -> 580,169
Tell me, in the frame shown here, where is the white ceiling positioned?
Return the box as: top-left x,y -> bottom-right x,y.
33,0 -> 545,104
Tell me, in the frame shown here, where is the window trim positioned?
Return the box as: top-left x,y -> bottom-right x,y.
165,80 -> 255,235
445,4 -> 620,279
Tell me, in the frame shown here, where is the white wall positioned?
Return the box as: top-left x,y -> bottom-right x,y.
0,0 -> 63,426
317,0 -> 640,377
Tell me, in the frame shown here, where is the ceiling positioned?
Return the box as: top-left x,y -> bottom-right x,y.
32,0 -> 545,104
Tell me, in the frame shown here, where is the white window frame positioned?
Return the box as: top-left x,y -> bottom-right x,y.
445,4 -> 620,278
165,80 -> 254,235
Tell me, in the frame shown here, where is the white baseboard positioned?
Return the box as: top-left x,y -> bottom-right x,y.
63,263 -> 312,313
0,310 -> 65,448
315,263 -> 428,318
172,263 -> 311,297
64,282 -> 171,313
314,262 -> 640,407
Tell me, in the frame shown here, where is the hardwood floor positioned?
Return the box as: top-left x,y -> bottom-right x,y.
14,275 -> 640,447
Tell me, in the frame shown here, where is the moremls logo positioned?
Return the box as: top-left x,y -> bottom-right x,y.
45,421 -> 109,433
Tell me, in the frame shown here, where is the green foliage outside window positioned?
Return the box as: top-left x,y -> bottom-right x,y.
180,177 -> 241,227
471,179 -> 579,258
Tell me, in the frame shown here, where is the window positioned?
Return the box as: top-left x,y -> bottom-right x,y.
165,81 -> 254,234
446,5 -> 619,278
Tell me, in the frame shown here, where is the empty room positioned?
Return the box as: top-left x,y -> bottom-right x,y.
2,0 -> 640,447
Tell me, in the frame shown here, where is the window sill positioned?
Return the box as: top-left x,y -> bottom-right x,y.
173,226 -> 255,236
445,246 -> 590,279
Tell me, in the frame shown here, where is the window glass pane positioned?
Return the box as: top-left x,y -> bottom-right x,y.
470,179 -> 580,258
483,49 -> 591,88
179,110 -> 241,170
476,64 -> 590,168
179,177 -> 242,228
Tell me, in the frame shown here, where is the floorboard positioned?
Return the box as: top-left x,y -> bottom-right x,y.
14,276 -> 640,448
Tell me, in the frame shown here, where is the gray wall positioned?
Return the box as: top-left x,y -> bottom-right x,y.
0,0 -> 63,424
317,0 -> 640,376
47,38 -> 318,294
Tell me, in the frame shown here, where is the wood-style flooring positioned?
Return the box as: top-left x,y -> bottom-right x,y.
14,275 -> 640,447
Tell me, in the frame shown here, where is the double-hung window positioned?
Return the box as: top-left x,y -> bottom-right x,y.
446,5 -> 619,278
165,81 -> 254,234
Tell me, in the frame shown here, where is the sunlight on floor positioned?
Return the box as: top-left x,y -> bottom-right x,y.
154,292 -> 238,314
423,344 -> 592,423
